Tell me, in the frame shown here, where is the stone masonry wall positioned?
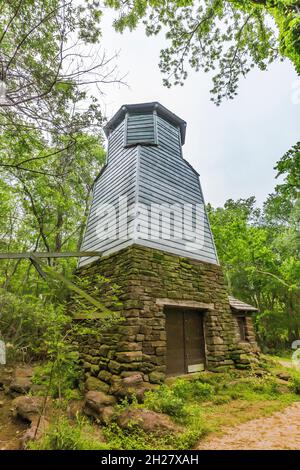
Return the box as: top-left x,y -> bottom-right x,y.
74,245 -> 258,395
231,314 -> 259,369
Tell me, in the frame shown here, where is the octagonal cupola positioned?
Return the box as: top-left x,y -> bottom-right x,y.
104,102 -> 187,148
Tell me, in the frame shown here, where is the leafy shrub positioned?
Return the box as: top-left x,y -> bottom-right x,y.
143,386 -> 185,418
0,274 -> 122,366
32,360 -> 82,399
0,290 -> 59,361
115,396 -> 139,413
189,381 -> 214,399
290,372 -> 300,394
169,379 -> 191,399
172,378 -> 214,400
143,378 -> 214,421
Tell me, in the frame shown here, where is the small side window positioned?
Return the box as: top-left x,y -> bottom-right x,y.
237,316 -> 248,342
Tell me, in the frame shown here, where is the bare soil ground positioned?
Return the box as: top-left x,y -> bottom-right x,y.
197,402 -> 300,450
0,390 -> 28,450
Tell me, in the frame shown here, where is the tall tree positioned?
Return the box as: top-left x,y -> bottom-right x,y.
106,0 -> 300,103
0,1 -> 109,316
208,148 -> 300,348
0,0 -> 108,123
0,0 -> 122,175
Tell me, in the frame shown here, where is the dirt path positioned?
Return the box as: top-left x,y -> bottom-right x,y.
197,402 -> 300,450
0,390 -> 28,450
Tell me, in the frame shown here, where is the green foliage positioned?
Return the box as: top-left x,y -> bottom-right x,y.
33,360 -> 81,400
172,378 -> 214,400
0,0 -> 105,133
103,419 -> 209,450
26,302 -> 84,399
175,426 -> 210,450
106,0 -> 300,103
29,416 -> 110,450
102,368 -> 299,450
28,365 -> 298,450
229,376 -> 280,399
289,371 -> 300,394
274,3 -> 300,75
143,385 -> 186,418
0,130 -> 107,337
207,152 -> 300,350
274,141 -> 300,200
0,272 -> 122,362
0,289 -> 48,360
0,2 -> 112,361
143,377 -> 214,420
0,268 -> 122,402
142,370 -> 291,427
103,422 -> 166,450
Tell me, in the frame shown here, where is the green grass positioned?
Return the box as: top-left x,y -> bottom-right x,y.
31,354 -> 300,450
103,356 -> 300,450
29,416 -> 111,450
267,351 -> 293,361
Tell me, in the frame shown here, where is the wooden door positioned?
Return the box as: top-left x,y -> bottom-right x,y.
165,308 -> 205,376
184,310 -> 206,373
166,308 -> 185,375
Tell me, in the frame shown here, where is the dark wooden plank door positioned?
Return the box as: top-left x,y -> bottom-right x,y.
237,316 -> 247,342
166,309 -> 185,375
184,310 -> 206,373
165,308 -> 205,376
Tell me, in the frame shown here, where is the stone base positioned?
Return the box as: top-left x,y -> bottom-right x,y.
73,245 -> 259,394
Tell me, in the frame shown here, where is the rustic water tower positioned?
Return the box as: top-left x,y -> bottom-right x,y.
77,102 -> 258,393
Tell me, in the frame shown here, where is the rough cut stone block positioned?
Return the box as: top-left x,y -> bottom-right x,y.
85,377 -> 110,393
149,371 -> 165,384
115,351 -> 143,363
98,370 -> 112,383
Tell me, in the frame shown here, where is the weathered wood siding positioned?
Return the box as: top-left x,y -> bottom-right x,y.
79,120 -> 138,267
79,107 -> 218,266
136,116 -> 218,264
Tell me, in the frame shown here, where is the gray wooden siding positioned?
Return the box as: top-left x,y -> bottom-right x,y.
79,120 -> 138,267
134,115 -> 218,264
79,111 -> 219,267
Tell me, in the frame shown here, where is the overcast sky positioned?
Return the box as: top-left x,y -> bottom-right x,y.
97,12 -> 299,208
